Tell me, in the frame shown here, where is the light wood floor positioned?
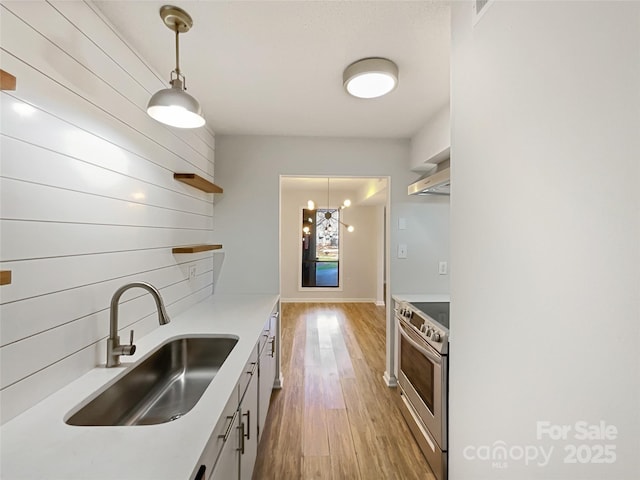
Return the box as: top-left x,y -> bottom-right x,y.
252,303 -> 435,480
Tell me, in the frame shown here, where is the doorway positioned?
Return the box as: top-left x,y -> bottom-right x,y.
279,176 -> 389,304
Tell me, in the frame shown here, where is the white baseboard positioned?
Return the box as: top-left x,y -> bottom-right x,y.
280,298 -> 376,304
375,300 -> 385,306
383,371 -> 397,387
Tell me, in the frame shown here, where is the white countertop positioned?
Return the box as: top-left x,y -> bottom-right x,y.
392,293 -> 450,303
0,293 -> 279,480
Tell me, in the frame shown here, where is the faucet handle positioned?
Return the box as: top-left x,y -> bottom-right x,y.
121,330 -> 136,357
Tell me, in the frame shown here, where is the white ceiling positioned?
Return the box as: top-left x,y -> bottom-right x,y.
94,0 -> 450,139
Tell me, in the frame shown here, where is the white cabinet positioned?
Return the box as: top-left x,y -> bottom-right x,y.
209,410 -> 240,480
258,308 -> 278,442
191,382 -> 239,480
209,344 -> 259,480
193,301 -> 280,480
239,352 -> 259,480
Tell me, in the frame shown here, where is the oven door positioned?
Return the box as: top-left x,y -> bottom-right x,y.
397,316 -> 447,450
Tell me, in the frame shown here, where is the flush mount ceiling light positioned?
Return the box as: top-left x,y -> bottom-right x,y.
147,5 -> 205,129
343,57 -> 398,99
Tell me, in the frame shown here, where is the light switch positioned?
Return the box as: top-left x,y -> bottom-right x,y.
398,244 -> 408,259
399,217 -> 407,230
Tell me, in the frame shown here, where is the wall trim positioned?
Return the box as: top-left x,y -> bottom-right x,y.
383,371 -> 397,387
280,298 -> 377,304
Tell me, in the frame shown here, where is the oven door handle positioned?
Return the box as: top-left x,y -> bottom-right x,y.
397,318 -> 442,365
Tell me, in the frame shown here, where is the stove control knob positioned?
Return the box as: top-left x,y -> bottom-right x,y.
431,332 -> 441,342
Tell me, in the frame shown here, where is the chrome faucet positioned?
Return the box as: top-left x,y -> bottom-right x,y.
106,282 -> 170,367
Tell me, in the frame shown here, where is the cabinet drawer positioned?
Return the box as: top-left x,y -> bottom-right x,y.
258,306 -> 279,355
258,321 -> 270,355
208,411 -> 240,480
190,384 -> 238,480
238,343 -> 258,403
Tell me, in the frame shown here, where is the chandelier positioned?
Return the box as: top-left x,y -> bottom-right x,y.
305,178 -> 354,235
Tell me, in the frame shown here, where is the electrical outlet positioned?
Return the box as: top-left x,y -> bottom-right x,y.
188,264 -> 197,284
438,261 -> 448,275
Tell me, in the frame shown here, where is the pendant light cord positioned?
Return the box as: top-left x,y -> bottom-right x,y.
327,177 -> 330,210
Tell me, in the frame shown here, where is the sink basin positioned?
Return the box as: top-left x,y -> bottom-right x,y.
66,336 -> 238,426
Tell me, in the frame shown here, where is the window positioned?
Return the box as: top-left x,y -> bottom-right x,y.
301,208 -> 340,288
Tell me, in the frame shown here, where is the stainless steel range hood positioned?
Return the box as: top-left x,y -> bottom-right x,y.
408,166 -> 450,196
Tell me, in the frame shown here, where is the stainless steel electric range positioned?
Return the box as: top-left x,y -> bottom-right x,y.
395,300 -> 449,480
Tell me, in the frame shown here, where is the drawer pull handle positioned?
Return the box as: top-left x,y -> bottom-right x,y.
219,411 -> 238,441
242,409 -> 251,440
238,423 -> 245,454
194,465 -> 206,480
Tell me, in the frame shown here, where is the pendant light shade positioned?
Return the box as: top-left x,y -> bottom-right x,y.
343,57 -> 398,99
147,80 -> 205,128
147,6 -> 205,129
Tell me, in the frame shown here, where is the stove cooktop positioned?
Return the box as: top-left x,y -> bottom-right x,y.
409,302 -> 450,330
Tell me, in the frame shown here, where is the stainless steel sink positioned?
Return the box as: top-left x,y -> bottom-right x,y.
66,336 -> 238,426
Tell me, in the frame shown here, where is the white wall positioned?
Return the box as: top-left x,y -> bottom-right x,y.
280,186 -> 380,302
214,135 -> 450,298
410,102 -> 451,172
0,1 -> 218,423
450,2 -> 640,479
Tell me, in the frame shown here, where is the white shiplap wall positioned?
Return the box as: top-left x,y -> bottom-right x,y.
0,1 -> 219,423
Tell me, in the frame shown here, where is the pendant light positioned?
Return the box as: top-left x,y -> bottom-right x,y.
147,5 -> 205,129
305,178 -> 354,234
328,177 -> 354,232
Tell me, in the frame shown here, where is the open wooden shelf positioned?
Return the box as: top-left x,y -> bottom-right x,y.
0,270 -> 12,285
172,244 -> 223,254
1,70 -> 17,91
174,173 -> 223,194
